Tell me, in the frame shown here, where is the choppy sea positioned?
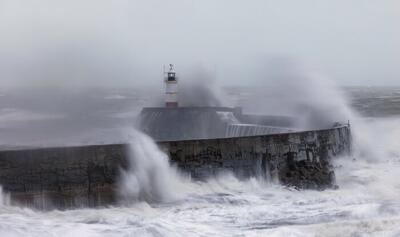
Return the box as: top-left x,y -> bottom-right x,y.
1,86 -> 400,237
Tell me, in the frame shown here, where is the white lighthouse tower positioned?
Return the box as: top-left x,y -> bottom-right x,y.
164,64 -> 178,108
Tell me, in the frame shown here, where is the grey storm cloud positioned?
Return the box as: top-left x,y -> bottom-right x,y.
0,0 -> 399,88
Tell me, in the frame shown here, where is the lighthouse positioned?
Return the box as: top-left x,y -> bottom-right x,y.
164,64 -> 178,108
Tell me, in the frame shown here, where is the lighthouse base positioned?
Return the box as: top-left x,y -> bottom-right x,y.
139,106 -> 297,141
165,102 -> 178,108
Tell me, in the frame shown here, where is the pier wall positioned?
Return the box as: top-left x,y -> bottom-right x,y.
0,126 -> 351,209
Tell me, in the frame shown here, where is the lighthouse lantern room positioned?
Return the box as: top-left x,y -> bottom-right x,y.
164,64 -> 178,108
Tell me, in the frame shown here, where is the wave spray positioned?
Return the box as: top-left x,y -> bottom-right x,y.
118,130 -> 188,204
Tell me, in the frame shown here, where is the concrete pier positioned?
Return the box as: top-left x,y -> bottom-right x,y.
0,125 -> 351,209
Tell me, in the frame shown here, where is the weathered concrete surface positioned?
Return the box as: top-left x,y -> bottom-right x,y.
0,144 -> 127,208
163,125 -> 351,189
0,126 -> 351,209
139,107 -> 296,140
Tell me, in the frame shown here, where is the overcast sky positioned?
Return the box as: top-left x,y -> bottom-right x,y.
0,0 -> 399,88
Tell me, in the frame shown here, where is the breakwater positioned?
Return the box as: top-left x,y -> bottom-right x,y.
0,125 -> 351,209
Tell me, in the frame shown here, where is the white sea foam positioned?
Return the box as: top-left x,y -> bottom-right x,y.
118,130 -> 189,203
0,186 -> 10,206
1,134 -> 400,237
1,88 -> 400,236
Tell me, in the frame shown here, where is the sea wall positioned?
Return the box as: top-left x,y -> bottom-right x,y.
0,126 -> 351,209
163,125 -> 351,189
0,144 -> 126,209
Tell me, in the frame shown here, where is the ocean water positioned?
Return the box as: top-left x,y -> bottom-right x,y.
1,86 -> 400,237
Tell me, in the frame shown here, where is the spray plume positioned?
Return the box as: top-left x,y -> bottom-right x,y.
118,130 -> 188,204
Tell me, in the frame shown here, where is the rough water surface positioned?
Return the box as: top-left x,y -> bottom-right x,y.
1,87 -> 400,237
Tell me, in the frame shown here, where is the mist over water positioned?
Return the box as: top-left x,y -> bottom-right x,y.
0,53 -> 399,236
237,60 -> 395,164
240,59 -> 354,129
177,66 -> 230,107
1,83 -> 400,236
